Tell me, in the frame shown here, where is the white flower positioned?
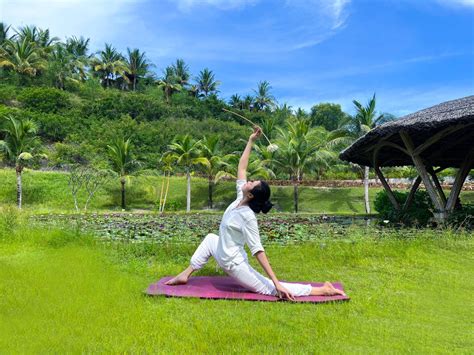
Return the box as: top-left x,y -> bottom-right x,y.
383,220 -> 389,224
267,144 -> 279,152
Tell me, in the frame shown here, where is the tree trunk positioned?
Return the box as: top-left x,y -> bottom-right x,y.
208,177 -> 213,209
16,165 -> 23,209
364,166 -> 371,214
133,76 -> 136,91
186,170 -> 191,213
293,181 -> 299,214
120,177 -> 126,210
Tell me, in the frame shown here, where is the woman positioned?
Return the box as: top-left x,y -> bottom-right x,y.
166,127 -> 346,300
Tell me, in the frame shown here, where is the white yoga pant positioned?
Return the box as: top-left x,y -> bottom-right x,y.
190,233 -> 312,297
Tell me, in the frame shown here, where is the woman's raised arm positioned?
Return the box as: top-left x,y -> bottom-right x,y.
238,126 -> 262,180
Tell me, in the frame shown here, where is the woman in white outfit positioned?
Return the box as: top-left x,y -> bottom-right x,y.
166,127 -> 346,300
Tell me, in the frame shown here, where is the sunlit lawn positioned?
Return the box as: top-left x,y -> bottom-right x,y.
1,218 -> 472,353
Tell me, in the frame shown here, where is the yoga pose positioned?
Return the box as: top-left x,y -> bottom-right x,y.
166,127 -> 346,300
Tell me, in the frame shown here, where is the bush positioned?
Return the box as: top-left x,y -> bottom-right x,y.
447,204 -> 474,229
374,189 -> 433,225
18,87 -> 71,113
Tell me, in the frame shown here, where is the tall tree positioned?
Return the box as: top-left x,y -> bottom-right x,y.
310,103 -> 349,131
195,68 -> 220,97
0,38 -> 46,83
107,136 -> 136,210
0,22 -> 11,45
166,135 -> 209,212
0,115 -> 39,209
253,81 -> 275,111
351,94 -> 384,214
171,58 -> 190,87
158,66 -> 182,104
90,43 -> 127,88
124,48 -> 152,90
229,94 -> 243,109
275,117 -> 337,213
198,136 -> 234,209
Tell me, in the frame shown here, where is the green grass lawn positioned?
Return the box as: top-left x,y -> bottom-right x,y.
1,218 -> 472,353
1,168 -> 472,215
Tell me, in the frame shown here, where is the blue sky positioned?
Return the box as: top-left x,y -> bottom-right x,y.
2,0 -> 474,115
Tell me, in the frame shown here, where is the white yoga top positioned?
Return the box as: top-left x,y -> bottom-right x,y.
215,179 -> 265,270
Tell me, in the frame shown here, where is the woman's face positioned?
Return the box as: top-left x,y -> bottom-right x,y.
242,180 -> 261,195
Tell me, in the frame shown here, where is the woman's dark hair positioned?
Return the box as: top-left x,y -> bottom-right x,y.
248,180 -> 273,214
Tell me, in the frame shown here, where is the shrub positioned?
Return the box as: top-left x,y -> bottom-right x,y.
18,87 -> 71,113
374,189 -> 433,226
447,203 -> 474,229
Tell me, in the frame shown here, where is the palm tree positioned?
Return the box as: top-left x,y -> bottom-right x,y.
157,153 -> 175,213
229,94 -> 243,109
0,38 -> 46,83
14,25 -> 58,60
0,22 -> 11,45
253,81 -> 275,111
172,59 -> 190,87
274,117 -> 337,213
0,115 -> 39,209
49,43 -> 85,89
351,94 -> 384,214
166,135 -> 209,212
124,48 -> 152,90
107,136 -> 136,210
158,66 -> 182,104
64,36 -> 90,81
90,43 -> 127,88
198,136 -> 235,209
195,68 -> 220,97
242,95 -> 254,111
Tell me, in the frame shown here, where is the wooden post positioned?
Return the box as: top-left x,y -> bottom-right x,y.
374,166 -> 400,210
427,166 -> 447,206
399,131 -> 445,215
445,148 -> 474,211
403,176 -> 421,212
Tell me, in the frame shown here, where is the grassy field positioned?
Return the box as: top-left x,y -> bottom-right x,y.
1,168 -> 473,215
1,213 -> 472,353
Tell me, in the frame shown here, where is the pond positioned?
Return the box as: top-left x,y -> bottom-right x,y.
32,213 -> 378,245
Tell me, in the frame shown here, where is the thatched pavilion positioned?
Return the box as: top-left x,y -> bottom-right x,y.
340,95 -> 474,221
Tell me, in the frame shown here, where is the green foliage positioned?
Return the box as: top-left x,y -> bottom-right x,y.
447,203 -> 474,229
310,102 -> 348,131
374,189 -> 433,225
18,87 -> 71,113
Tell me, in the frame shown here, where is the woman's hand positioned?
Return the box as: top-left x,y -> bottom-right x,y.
275,282 -> 296,301
249,126 -> 262,142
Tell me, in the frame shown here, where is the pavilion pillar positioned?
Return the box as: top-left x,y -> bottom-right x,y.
427,166 -> 447,206
374,166 -> 400,210
445,148 -> 474,212
400,131 -> 446,220
402,176 -> 421,212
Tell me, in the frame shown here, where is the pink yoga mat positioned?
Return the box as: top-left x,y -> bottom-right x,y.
146,276 -> 349,303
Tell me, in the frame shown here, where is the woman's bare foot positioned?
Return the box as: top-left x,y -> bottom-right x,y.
310,281 -> 347,296
164,266 -> 195,286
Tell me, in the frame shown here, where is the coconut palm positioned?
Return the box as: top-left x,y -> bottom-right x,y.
158,66 -> 182,104
157,153 -> 175,213
172,58 -> 190,87
351,94 -> 384,214
14,25 -> 58,59
229,94 -> 243,109
124,48 -> 152,91
165,135 -> 209,212
198,136 -> 235,209
0,22 -> 11,46
0,38 -> 46,83
253,81 -> 275,111
242,95 -> 254,111
90,43 -> 127,88
0,115 -> 39,209
274,117 -> 337,213
195,68 -> 220,97
107,136 -> 136,210
65,36 -> 90,58
49,43 -> 86,89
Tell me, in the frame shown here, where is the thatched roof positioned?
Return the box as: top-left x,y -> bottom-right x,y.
339,95 -> 474,168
